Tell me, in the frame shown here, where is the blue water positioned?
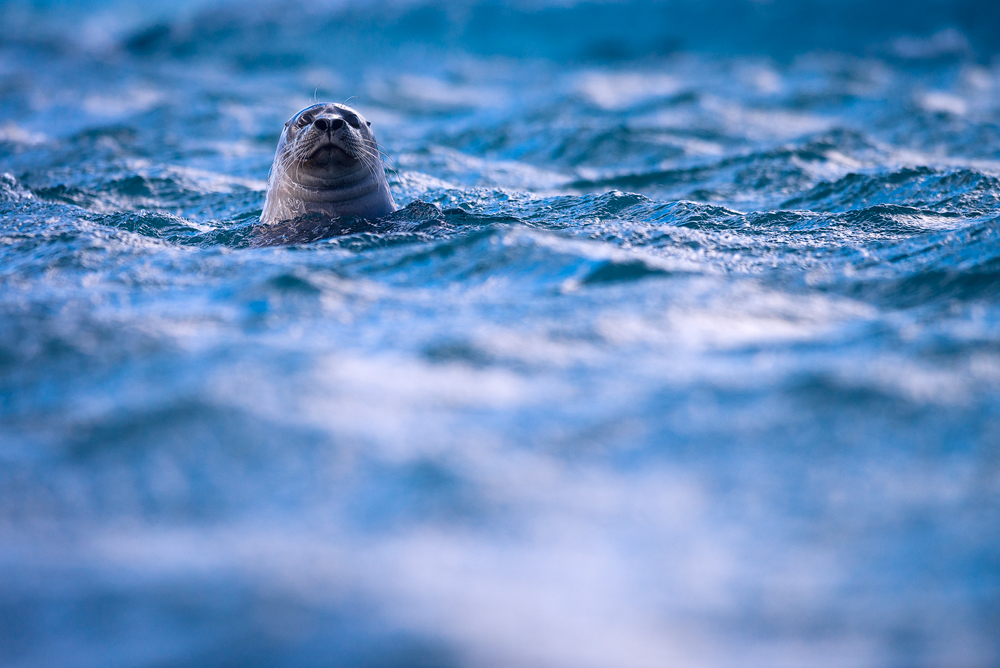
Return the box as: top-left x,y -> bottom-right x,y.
2,1 -> 1000,666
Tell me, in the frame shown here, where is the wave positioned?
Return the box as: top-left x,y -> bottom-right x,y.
782,167 -> 1000,215
563,130 -> 882,204
808,216 -> 1000,307
0,173 -> 33,202
10,181 -> 985,287
5,0 -> 1000,62
21,162 -> 265,218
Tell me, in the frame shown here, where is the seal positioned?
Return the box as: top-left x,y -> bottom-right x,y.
260,103 -> 396,225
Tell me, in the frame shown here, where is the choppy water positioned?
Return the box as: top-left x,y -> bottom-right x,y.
3,1 -> 1000,666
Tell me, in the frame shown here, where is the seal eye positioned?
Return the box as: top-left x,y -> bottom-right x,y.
346,115 -> 361,129
298,114 -> 314,127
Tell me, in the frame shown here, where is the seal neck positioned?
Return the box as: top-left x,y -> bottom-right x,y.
289,163 -> 385,204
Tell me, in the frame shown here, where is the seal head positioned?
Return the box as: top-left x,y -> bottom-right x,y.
261,103 -> 396,225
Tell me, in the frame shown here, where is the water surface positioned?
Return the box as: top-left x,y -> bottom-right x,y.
2,1 -> 1000,666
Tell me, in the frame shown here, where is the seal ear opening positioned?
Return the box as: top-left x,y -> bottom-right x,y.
366,120 -> 371,126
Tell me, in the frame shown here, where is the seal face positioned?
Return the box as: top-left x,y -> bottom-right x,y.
260,103 -> 396,225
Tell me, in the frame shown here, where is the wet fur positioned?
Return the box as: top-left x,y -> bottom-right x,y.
261,103 -> 396,224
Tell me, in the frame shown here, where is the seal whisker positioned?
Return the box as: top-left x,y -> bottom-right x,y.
365,142 -> 400,183
352,139 -> 385,179
356,145 -> 393,182
374,151 -> 401,184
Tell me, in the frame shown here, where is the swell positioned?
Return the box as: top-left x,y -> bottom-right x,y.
9,174 -> 998,298
6,0 -> 1000,62
561,131 -> 880,204
782,167 -> 1000,215
18,167 -> 265,220
828,217 -> 1000,307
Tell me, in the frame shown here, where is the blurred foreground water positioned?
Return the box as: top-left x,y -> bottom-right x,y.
2,1 -> 1000,666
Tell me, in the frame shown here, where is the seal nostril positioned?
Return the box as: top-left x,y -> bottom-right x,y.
331,118 -> 345,130
313,118 -> 329,131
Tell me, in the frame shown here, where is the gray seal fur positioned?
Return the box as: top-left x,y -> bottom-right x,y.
261,103 -> 396,225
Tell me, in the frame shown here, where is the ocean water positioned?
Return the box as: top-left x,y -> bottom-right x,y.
2,1 -> 1000,666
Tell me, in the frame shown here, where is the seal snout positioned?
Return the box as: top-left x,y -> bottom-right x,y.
313,117 -> 345,132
